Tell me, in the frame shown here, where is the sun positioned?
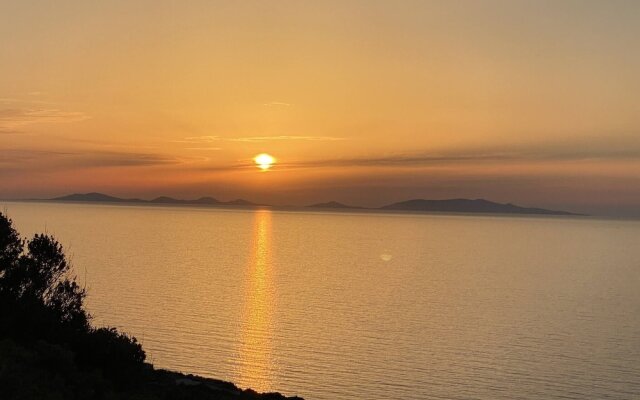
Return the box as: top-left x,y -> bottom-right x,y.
254,153 -> 276,171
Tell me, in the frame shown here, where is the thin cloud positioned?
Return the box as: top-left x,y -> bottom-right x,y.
174,136 -> 220,143
186,138 -> 640,174
0,108 -> 90,130
226,135 -> 346,142
263,102 -> 292,107
175,135 -> 346,144
0,129 -> 24,135
273,140 -> 640,170
0,148 -> 191,172
0,98 -> 57,106
0,98 -> 25,103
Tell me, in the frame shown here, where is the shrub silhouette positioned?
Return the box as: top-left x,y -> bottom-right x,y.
0,212 -> 146,390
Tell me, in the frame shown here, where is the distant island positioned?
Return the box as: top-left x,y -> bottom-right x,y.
51,192 -> 262,207
380,198 -> 580,216
42,192 -> 582,216
306,201 -> 364,209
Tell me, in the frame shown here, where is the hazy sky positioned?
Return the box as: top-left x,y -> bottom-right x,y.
1,0 -> 639,215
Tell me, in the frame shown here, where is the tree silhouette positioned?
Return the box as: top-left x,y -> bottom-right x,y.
0,212 -> 145,389
0,212 -> 22,268
1,215 -> 89,335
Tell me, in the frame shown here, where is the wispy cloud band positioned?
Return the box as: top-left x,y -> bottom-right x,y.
175,135 -> 346,144
0,149 -> 187,172
266,140 -> 640,170
0,108 -> 90,130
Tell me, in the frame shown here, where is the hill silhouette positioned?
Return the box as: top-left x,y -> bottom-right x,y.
52,193 -> 259,207
53,192 -> 143,203
149,196 -> 221,205
307,201 -> 363,209
47,192 -> 581,216
382,198 -> 580,215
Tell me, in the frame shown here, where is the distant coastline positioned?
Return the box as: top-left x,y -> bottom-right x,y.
23,192 -> 584,216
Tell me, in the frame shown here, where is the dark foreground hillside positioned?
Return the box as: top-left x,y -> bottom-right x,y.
0,212 -> 301,400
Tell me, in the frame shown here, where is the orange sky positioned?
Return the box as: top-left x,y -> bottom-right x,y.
1,1 -> 639,215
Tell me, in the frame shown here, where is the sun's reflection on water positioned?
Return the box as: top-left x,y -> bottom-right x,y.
236,210 -> 275,391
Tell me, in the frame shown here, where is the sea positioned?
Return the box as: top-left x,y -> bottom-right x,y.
3,201 -> 640,399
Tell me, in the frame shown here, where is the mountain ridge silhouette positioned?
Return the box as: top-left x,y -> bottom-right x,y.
47,193 -> 582,216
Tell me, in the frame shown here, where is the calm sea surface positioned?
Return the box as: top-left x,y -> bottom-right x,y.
3,201 -> 640,399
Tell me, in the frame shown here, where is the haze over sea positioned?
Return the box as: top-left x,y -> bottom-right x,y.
3,201 -> 639,400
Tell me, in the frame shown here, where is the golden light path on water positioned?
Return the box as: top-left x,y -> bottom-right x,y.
235,210 -> 275,391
